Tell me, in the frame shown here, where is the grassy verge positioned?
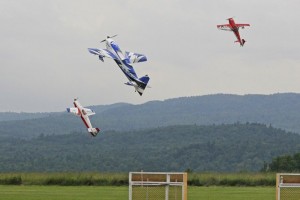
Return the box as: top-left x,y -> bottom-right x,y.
188,172 -> 276,186
189,186 -> 275,200
0,172 -> 276,186
0,185 -> 127,200
0,185 -> 275,200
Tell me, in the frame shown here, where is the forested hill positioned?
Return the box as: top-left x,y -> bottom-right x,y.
0,123 -> 299,172
1,93 -> 300,138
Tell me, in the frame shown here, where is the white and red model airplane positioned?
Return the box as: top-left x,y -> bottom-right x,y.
67,99 -> 100,137
217,18 -> 250,46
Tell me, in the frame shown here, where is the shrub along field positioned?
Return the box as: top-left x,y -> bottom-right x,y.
188,172 -> 275,186
0,172 -> 276,186
0,173 -> 128,186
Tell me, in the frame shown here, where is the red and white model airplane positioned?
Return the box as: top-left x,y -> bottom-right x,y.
67,99 -> 100,137
217,18 -> 250,46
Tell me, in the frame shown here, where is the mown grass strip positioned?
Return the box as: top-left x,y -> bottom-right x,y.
0,185 -> 275,200
0,185 -> 128,200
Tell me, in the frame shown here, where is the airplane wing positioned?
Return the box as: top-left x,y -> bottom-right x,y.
82,108 -> 96,116
67,107 -> 80,115
217,24 -> 232,31
236,24 -> 250,29
88,48 -> 118,60
125,51 -> 147,64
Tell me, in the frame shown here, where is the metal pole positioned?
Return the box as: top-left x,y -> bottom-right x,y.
146,178 -> 149,200
175,179 -> 177,200
129,172 -> 132,200
165,174 -> 170,200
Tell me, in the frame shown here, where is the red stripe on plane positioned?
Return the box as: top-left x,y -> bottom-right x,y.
74,100 -> 91,129
80,116 -> 90,129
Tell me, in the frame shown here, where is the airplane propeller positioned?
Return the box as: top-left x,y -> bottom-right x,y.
100,35 -> 118,43
227,16 -> 235,20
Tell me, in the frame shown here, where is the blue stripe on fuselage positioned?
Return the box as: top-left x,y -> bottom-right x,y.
103,49 -> 118,59
109,42 -> 138,81
113,59 -> 139,82
110,41 -> 122,54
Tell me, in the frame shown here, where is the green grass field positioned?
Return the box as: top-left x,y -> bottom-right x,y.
0,186 -> 275,200
189,187 -> 275,200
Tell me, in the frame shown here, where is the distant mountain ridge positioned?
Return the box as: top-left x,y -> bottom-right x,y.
85,93 -> 300,133
1,93 -> 300,138
0,103 -> 129,122
0,112 -> 53,122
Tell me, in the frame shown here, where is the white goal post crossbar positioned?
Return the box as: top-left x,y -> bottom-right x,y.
130,181 -> 184,186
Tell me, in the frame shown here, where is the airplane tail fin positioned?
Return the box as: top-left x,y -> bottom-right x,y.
88,128 -> 100,137
139,75 -> 150,86
137,75 -> 150,96
235,39 -> 246,46
125,75 -> 150,96
242,39 -> 246,46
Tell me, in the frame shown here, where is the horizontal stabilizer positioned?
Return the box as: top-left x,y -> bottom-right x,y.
125,82 -> 136,87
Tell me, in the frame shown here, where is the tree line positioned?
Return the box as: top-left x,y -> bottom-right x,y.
262,152 -> 300,172
0,123 -> 300,172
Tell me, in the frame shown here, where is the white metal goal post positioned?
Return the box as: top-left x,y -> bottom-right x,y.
129,172 -> 188,200
276,173 -> 300,200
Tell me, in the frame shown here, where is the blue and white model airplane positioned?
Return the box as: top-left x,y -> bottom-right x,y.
88,35 -> 150,96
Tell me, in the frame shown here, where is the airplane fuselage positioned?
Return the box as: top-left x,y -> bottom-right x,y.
106,39 -> 141,85
106,39 -> 146,86
228,18 -> 243,46
73,100 -> 92,129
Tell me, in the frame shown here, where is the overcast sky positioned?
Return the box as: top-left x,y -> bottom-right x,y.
1,0 -> 300,112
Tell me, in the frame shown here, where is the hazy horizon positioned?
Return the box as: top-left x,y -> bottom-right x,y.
0,92 -> 299,113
